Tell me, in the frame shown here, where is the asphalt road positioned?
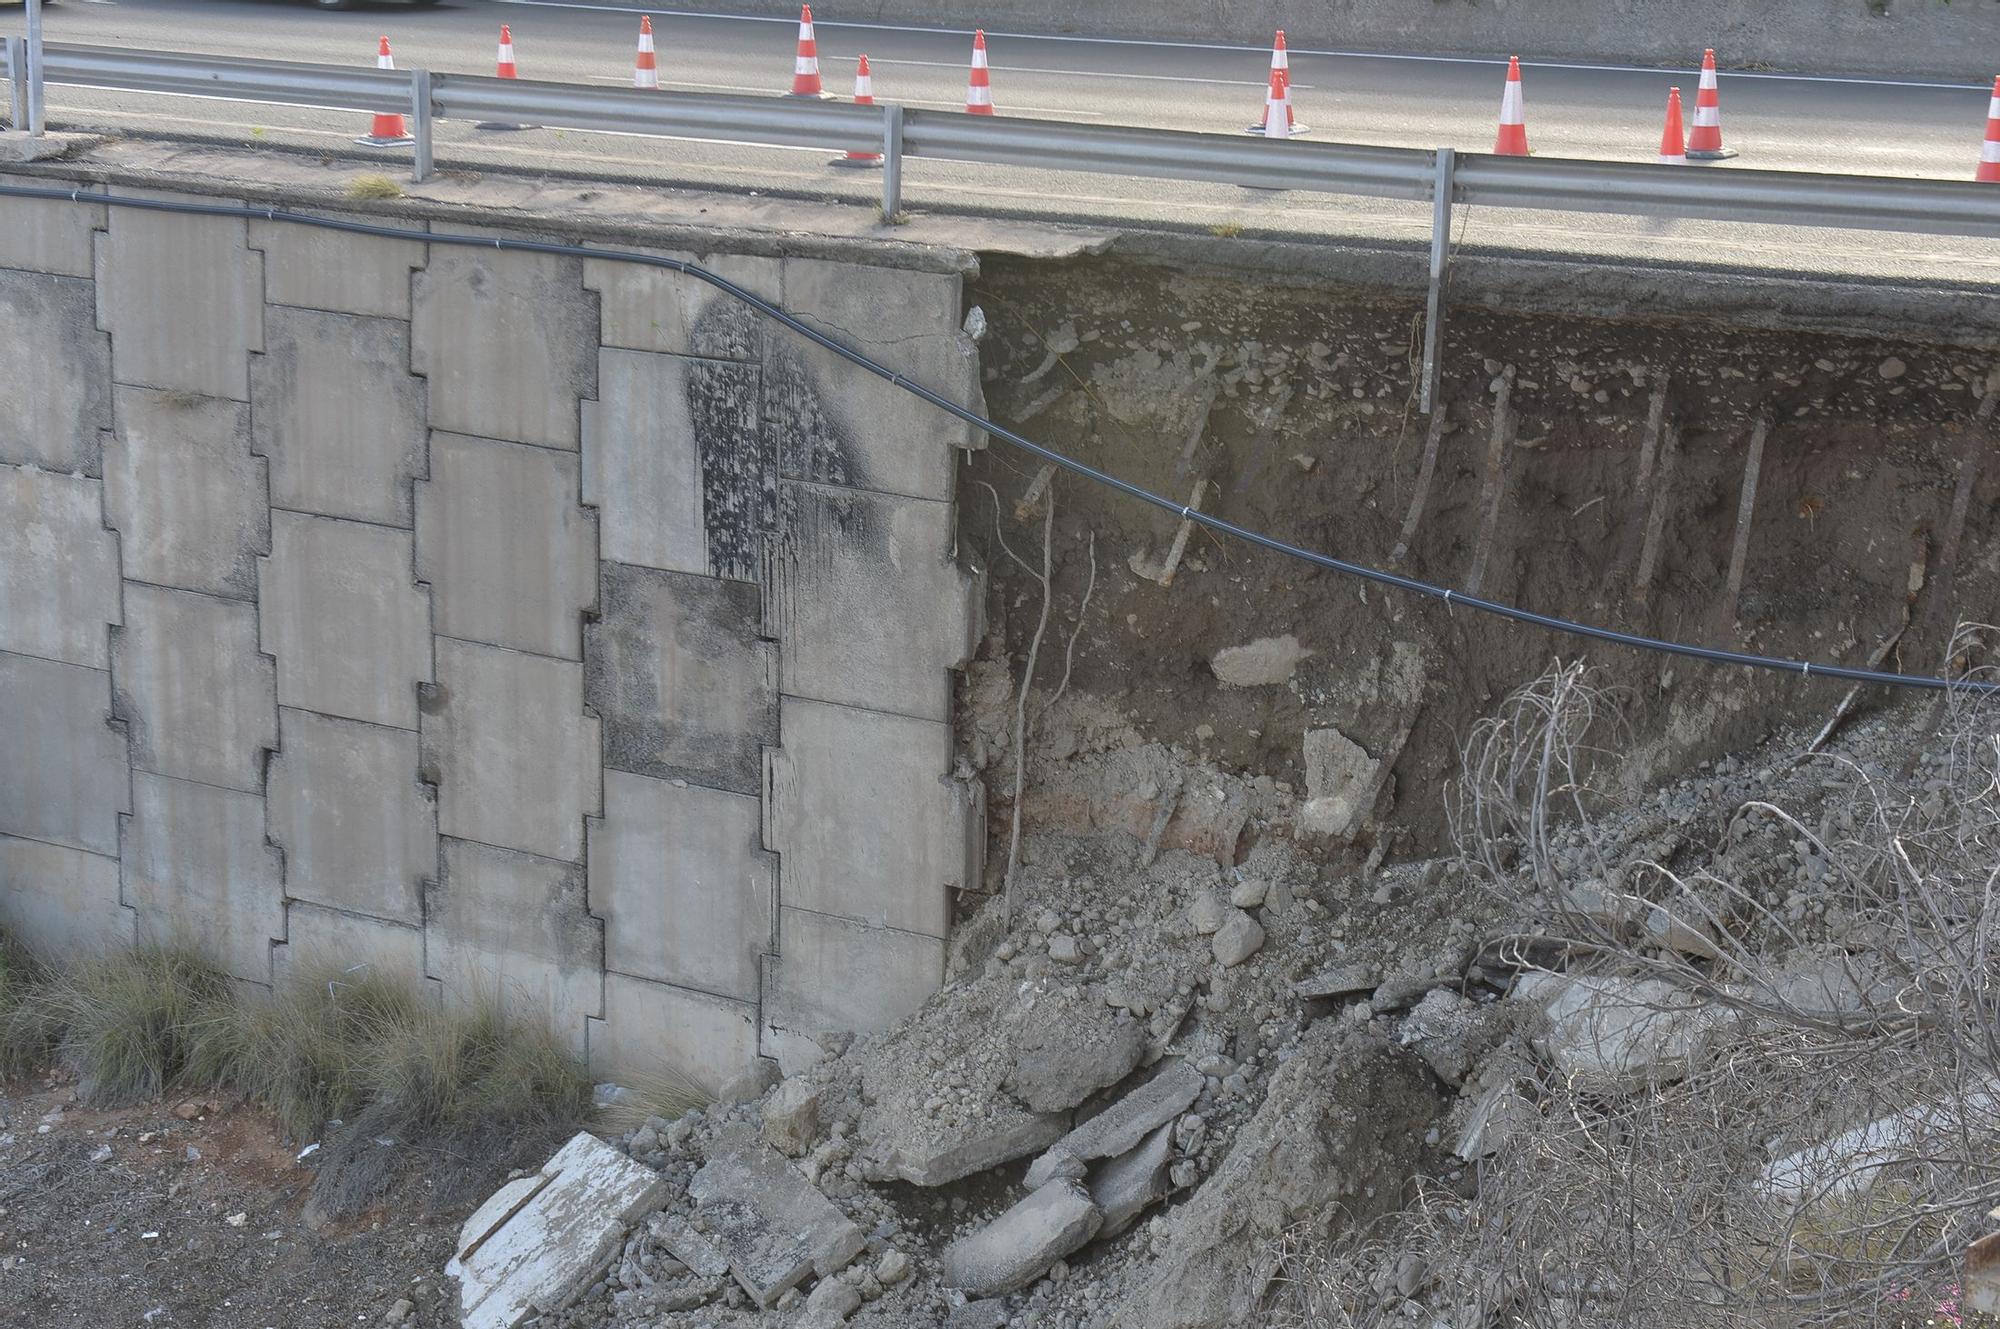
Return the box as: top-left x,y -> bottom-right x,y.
6,0 -> 2000,285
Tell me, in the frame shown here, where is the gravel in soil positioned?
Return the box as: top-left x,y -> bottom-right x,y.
0,1076 -> 462,1329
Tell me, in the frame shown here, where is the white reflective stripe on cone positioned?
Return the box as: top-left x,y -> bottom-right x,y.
1500,82 -> 1523,122
1983,140 -> 2000,161
1694,107 -> 1720,126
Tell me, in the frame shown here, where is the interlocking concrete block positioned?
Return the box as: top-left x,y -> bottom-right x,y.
0,270 -> 110,472
592,973 -> 761,1097
426,838 -> 604,1055
250,307 -> 428,527
250,214 -> 426,320
0,651 -> 128,855
410,239 -> 597,449
582,249 -> 774,361
764,697 -> 971,937
94,191 -> 263,401
0,192 -> 106,277
0,464 -> 120,668
582,349 -> 771,582
585,564 -> 775,794
122,771 -> 284,985
266,708 -> 434,926
765,482 -> 976,723
761,909 -> 944,1073
112,582 -> 277,794
416,433 -> 598,660
104,386 -> 268,600
0,834 -> 132,958
258,511 -> 431,731
274,901 -> 427,990
589,771 -> 773,1003
450,1132 -> 667,1329
767,258 -> 981,503
423,639 -> 599,862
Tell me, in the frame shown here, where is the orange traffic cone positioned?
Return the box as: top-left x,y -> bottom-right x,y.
1493,56 -> 1528,155
1256,62 -> 1291,142
1659,86 -> 1688,164
477,24 -> 533,130
1247,30 -> 1305,136
634,16 -> 659,90
1978,76 -> 2000,182
833,54 -> 883,167
1686,49 -> 1736,159
792,5 -> 827,98
358,37 -> 414,147
966,29 -> 994,114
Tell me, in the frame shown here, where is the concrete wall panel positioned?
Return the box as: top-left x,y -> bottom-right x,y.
426,838 -> 604,1055
94,192 -> 262,401
112,583 -> 276,794
0,464 -> 120,669
0,270 -> 110,472
410,241 -> 597,450
0,835 -> 132,958
765,697 -> 971,938
274,902 -> 427,991
122,771 -> 283,985
423,638 -> 599,863
416,432 -> 597,661
594,974 -> 760,1097
589,771 -> 773,1003
765,482 -> 975,724
251,307 -> 427,527
0,193 -> 105,277
585,563 -> 776,795
762,909 -> 944,1072
250,215 -> 425,320
0,651 -> 129,856
258,511 -> 431,731
767,259 -> 978,503
582,250 -> 774,361
583,349 -> 771,582
104,387 -> 268,600
266,708 -> 434,926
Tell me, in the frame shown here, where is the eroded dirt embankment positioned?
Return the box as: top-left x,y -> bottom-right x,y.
960,253 -> 1999,864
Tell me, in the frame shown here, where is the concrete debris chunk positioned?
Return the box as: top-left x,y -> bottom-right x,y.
1453,1082 -> 1537,1161
1211,909 -> 1265,967
799,1275 -> 863,1327
1514,972 -> 1737,1090
689,1130 -> 865,1308
648,1213 -> 730,1280
945,1300 -> 1011,1329
861,1103 -> 1070,1188
715,1058 -> 781,1104
1209,634 -> 1309,687
1025,1060 -> 1203,1190
942,1180 -> 1103,1298
1294,962 -> 1378,999
448,1132 -> 668,1329
1087,1120 -> 1174,1240
1004,1010 -> 1146,1114
762,1078 -> 821,1158
1297,728 -> 1378,840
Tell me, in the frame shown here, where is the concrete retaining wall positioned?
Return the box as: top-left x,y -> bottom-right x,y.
0,186 -> 985,1093
740,0 -> 2000,81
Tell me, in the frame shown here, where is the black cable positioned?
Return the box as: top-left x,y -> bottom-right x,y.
4,182 -> 1988,695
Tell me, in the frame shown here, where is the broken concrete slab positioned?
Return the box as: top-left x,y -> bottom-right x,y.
449,1131 -> 667,1329
1297,727 -> 1378,840
1024,1060 -> 1203,1190
941,1180 -> 1102,1298
762,1078 -> 821,1158
647,1213 -> 730,1280
1294,961 -> 1379,999
860,1101 -> 1069,1190
1002,1002 -> 1146,1114
689,1130 -> 865,1308
1514,971 -> 1737,1090
1088,1120 -> 1173,1241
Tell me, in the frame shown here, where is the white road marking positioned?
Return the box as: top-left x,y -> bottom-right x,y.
491,0 -> 1989,91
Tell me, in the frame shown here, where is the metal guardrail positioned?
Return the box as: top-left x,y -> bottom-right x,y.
7,39 -> 2000,407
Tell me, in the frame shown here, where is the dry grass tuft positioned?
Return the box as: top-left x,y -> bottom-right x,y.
344,173 -> 405,202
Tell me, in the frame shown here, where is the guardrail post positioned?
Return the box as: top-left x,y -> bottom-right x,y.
5,37 -> 26,133
409,69 -> 434,183
24,0 -> 45,136
1420,147 -> 1455,416
881,104 -> 904,223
